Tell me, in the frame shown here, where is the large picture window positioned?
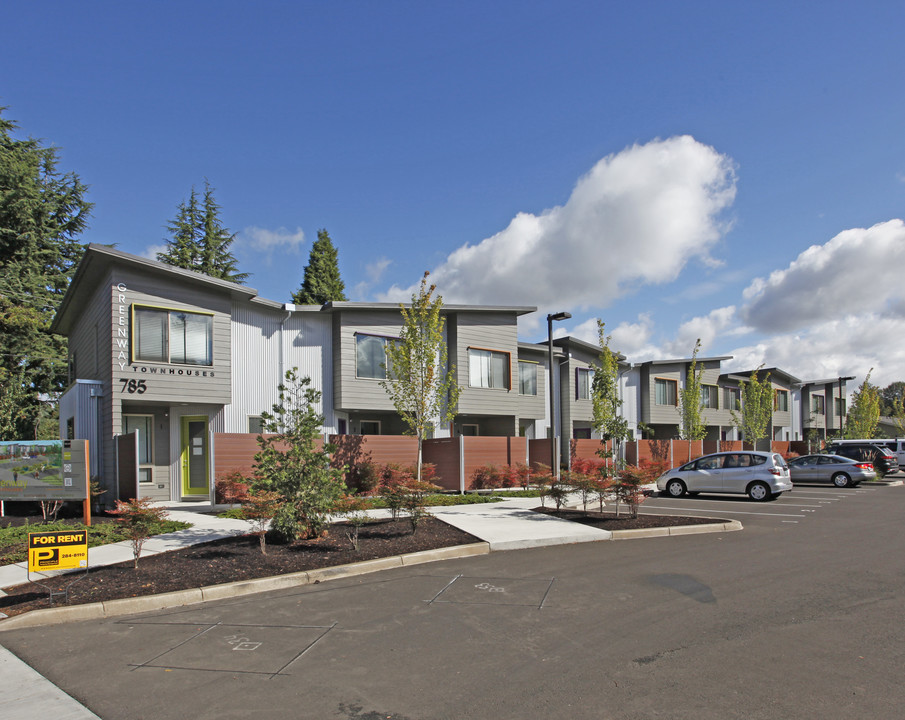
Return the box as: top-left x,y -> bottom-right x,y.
134,306 -> 213,366
518,361 -> 537,396
469,348 -> 509,389
355,334 -> 397,380
655,378 -> 677,406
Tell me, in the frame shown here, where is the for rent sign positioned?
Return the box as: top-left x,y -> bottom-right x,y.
28,530 -> 89,572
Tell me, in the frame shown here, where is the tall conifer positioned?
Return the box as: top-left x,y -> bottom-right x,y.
292,229 -> 347,304
0,107 -> 92,439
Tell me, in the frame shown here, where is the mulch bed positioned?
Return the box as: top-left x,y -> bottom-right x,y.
533,507 -> 725,531
0,509 -> 725,618
0,517 -> 477,617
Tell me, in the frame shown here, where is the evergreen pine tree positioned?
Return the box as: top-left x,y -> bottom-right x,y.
0,107 -> 92,439
292,229 -> 347,304
158,180 -> 247,283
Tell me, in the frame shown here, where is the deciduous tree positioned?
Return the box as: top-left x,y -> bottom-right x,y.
731,366 -> 773,449
0,107 -> 92,439
381,272 -> 460,481
846,370 -> 881,439
591,320 -> 630,465
678,339 -> 707,451
292,229 -> 347,304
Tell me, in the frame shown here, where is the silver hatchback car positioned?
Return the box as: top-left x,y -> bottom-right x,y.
657,451 -> 793,501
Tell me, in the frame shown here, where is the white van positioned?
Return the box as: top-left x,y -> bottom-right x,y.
830,438 -> 905,466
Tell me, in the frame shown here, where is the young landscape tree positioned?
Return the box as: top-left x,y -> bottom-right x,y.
157,180 -> 248,283
252,368 -> 346,541
0,107 -> 92,440
591,319 -> 630,472
292,229 -> 347,304
731,366 -> 774,450
678,339 -> 707,456
846,370 -> 881,439
381,272 -> 460,482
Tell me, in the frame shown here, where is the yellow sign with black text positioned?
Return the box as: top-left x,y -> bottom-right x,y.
28,530 -> 88,572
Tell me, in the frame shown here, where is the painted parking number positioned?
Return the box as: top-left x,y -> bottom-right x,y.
224,634 -> 261,651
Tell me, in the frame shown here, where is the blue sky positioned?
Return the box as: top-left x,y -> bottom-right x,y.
3,1 -> 904,387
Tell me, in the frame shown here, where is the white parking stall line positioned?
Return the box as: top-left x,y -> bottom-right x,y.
641,503 -> 806,519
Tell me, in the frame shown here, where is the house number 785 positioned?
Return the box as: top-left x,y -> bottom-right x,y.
119,379 -> 147,394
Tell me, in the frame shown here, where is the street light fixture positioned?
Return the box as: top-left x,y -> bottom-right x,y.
547,311 -> 571,479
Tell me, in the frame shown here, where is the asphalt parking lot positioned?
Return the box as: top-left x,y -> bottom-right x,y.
3,481 -> 905,720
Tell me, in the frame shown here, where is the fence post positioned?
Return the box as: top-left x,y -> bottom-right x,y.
459,434 -> 465,494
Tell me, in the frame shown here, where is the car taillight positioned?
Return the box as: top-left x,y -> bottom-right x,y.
855,463 -> 873,470
769,468 -> 781,475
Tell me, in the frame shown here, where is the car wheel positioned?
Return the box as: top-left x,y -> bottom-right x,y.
747,481 -> 770,501
832,472 -> 852,488
664,479 -> 686,498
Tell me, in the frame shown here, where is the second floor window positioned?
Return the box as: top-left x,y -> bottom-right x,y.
811,395 -> 825,415
518,361 -> 537,395
655,378 -> 677,406
469,348 -> 509,389
576,367 -> 594,400
134,307 -> 213,365
775,390 -> 789,412
356,334 -> 396,380
835,397 -> 846,417
724,387 -> 741,411
701,385 -> 719,409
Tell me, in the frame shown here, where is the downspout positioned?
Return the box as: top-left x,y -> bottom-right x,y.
279,304 -> 294,383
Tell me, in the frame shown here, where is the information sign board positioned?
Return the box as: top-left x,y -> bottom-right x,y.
0,439 -> 89,501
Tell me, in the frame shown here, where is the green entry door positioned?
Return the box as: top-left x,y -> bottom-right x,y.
181,416 -> 210,497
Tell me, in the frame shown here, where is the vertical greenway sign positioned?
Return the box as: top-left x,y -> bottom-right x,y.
0,439 -> 89,501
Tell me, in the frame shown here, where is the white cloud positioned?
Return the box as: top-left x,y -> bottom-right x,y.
353,257 -> 393,299
141,244 -> 168,261
381,136 -> 736,310
241,226 -> 306,252
722,313 -> 905,389
741,219 -> 905,332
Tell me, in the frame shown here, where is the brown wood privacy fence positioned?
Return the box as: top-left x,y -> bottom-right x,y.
213,433 -> 813,491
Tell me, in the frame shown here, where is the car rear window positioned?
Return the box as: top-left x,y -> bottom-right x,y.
749,454 -> 767,466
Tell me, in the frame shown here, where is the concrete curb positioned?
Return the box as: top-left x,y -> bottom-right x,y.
611,519 -> 742,540
0,542 -> 490,631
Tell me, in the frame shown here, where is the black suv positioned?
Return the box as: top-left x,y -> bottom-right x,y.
826,443 -> 900,477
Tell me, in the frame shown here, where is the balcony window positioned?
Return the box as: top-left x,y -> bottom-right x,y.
811,395 -> 825,415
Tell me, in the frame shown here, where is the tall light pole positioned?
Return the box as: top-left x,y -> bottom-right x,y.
547,312 -> 571,479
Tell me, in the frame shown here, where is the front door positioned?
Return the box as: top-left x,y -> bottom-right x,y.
181,416 -> 210,497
